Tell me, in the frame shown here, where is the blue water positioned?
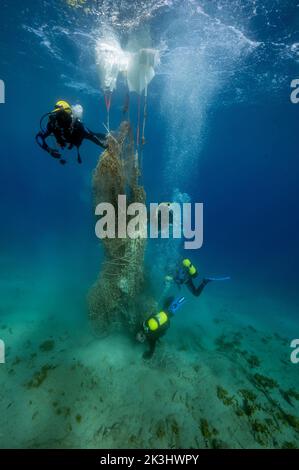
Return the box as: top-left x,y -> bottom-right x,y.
1,0 -> 299,449
1,0 -> 298,314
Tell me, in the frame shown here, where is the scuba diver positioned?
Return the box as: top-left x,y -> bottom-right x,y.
167,258 -> 230,297
137,260 -> 230,359
36,100 -> 108,165
136,296 -> 186,359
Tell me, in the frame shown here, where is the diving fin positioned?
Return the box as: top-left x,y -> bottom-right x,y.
163,296 -> 175,311
168,296 -> 186,315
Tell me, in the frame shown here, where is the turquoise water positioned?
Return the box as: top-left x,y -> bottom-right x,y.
0,0 -> 299,449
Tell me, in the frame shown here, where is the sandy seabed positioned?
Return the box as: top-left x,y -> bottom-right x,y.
0,277 -> 299,449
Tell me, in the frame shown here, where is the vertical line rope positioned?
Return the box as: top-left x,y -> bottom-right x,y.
142,85 -> 148,146
136,94 -> 141,148
104,92 -> 112,132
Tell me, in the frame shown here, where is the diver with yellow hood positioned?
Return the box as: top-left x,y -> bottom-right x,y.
36,100 -> 108,165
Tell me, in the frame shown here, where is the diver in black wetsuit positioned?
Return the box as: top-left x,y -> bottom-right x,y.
172,259 -> 211,296
136,297 -> 186,359
169,258 -> 230,296
136,261 -> 229,359
36,100 -> 107,165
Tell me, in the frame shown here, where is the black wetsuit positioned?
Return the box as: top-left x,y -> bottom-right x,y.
186,278 -> 209,296
142,315 -> 171,359
174,267 -> 210,297
36,110 -> 107,164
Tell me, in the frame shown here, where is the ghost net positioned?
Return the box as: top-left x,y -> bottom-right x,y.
88,121 -> 155,335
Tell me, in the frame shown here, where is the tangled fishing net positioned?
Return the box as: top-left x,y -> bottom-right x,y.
88,121 -> 155,335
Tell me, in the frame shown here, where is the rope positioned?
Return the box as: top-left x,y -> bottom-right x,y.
136,94 -> 141,148
104,91 -> 112,132
141,85 -> 148,146
102,122 -> 117,143
139,86 -> 149,178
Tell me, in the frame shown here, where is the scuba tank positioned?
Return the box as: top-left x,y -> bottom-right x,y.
182,259 -> 197,277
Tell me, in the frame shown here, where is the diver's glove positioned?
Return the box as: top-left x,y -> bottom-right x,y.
103,137 -> 109,149
98,136 -> 109,149
164,275 -> 174,285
